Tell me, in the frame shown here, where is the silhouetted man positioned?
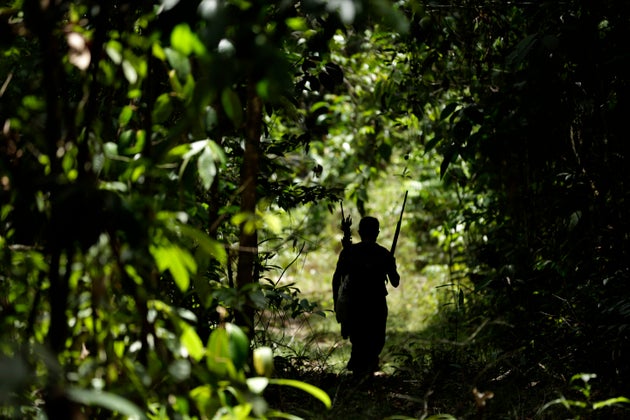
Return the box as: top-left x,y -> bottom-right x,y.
332,216 -> 400,376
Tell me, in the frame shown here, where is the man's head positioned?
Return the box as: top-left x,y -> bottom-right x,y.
358,216 -> 380,242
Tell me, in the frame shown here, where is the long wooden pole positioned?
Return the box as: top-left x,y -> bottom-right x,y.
390,190 -> 408,255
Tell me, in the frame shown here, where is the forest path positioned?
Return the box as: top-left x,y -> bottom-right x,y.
270,367 -> 471,419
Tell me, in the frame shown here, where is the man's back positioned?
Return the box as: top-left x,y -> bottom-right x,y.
332,216 -> 401,374
342,242 -> 394,301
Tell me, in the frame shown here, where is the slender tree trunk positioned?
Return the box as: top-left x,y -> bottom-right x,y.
25,0 -> 68,353
235,81 -> 262,332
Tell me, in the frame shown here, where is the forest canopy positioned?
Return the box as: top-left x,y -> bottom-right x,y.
1,0 -> 629,418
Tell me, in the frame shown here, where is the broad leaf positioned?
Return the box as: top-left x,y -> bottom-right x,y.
150,244 -> 197,292
181,325 -> 205,362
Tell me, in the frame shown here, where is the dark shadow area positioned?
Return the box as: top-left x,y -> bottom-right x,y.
264,322 -> 630,419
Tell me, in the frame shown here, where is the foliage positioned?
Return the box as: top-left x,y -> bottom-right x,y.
3,0 -> 630,417
361,0 -> 630,417
540,373 -> 630,419
0,0 -> 406,417
261,0 -> 630,417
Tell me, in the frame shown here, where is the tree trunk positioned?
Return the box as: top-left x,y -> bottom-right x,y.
235,81 -> 262,333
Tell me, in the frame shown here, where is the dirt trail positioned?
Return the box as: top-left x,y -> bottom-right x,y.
271,370 -> 451,419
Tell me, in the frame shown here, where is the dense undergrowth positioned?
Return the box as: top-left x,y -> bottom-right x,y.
256,285 -> 630,419
256,175 -> 630,419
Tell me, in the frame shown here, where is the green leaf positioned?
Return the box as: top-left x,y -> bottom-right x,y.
424,134 -> 442,153
261,212 -> 282,234
181,324 -> 205,362
231,212 -> 257,234
221,88 -> 243,128
225,323 -> 249,371
153,93 -> 173,124
285,17 -> 307,31
440,103 -> 458,120
122,59 -> 138,84
105,40 -> 122,64
118,105 -> 134,127
197,145 -> 217,190
206,326 -> 232,376
167,143 -> 191,159
152,42 -> 166,61
165,47 -> 191,81
269,378 -> 331,409
593,396 -> 630,410
440,146 -> 458,179
177,223 -> 227,265
205,105 -> 219,132
205,323 -> 249,378
66,388 -> 148,419
171,23 -> 206,56
150,245 -> 197,292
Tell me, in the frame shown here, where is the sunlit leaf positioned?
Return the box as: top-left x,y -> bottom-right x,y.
285,17 -> 307,31
113,341 -> 125,359
592,396 -> 630,409
103,141 -> 118,159
160,0 -> 180,11
105,39 -> 122,64
217,38 -> 236,56
152,42 -> 166,61
262,212 -> 282,234
150,245 -> 197,292
177,307 -> 198,323
206,326 -> 231,376
122,59 -> 137,84
268,378 -> 331,409
181,325 -> 205,362
198,0 -> 220,19
171,24 -> 206,56
326,0 -> 355,24
253,347 -> 273,377
118,105 -> 133,127
177,223 -> 227,265
67,32 -> 91,70
165,48 -> 191,81
197,146 -> 217,190
189,385 -> 213,412
247,377 -> 269,394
